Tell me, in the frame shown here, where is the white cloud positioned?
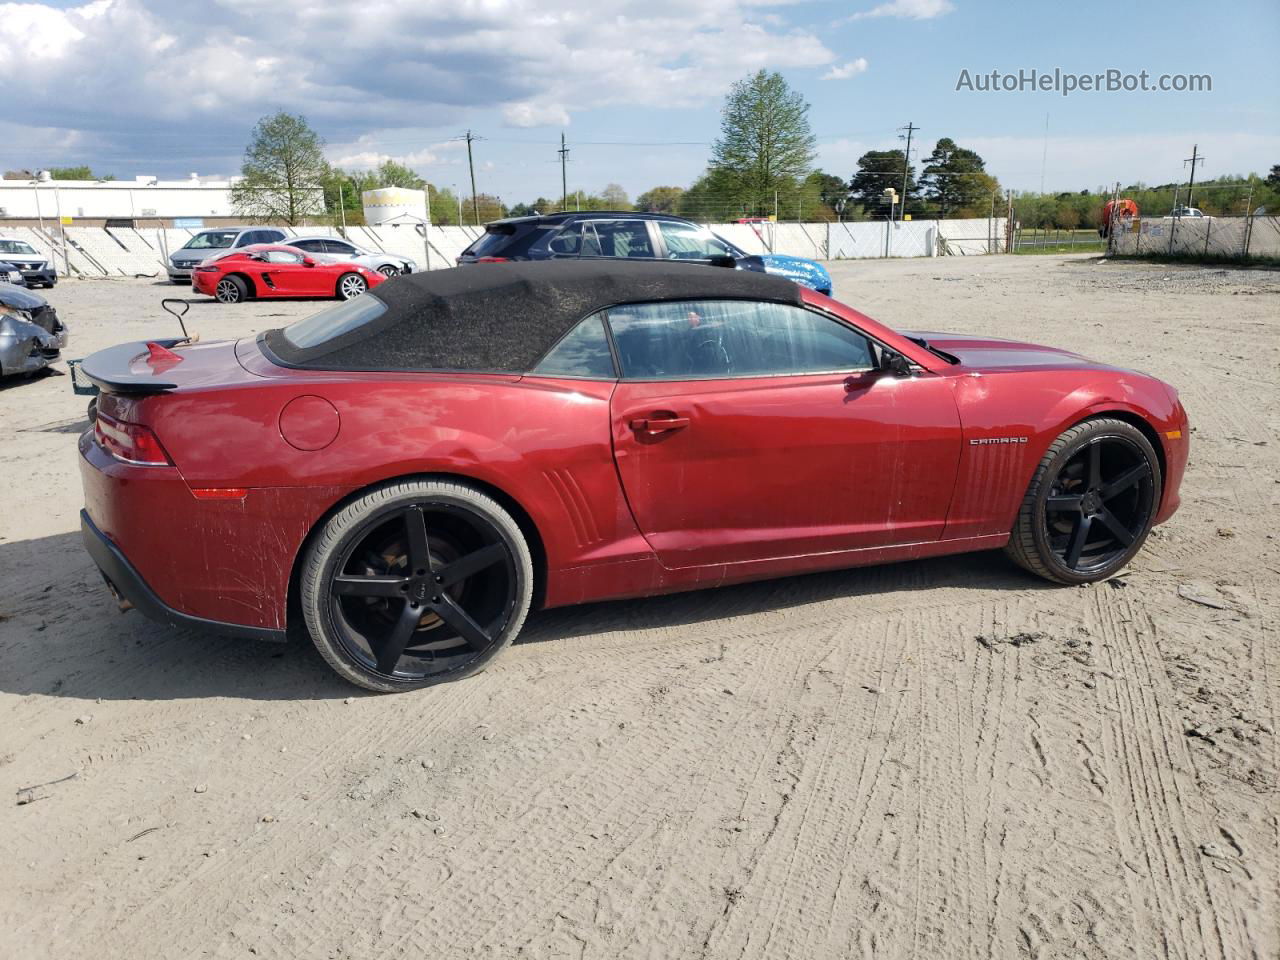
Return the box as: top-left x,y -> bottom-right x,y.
823,58 -> 869,80
503,101 -> 571,128
0,0 -> 836,176
850,0 -> 954,20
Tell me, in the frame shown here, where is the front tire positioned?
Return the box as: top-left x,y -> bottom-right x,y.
377,264 -> 399,278
337,272 -> 367,300
1006,418 -> 1161,584
300,479 -> 533,692
215,275 -> 248,304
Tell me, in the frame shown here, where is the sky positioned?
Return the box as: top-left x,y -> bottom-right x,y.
1,0 -> 1277,204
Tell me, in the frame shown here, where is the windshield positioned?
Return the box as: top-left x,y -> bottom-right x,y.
0,240 -> 38,255
183,231 -> 238,250
281,294 -> 387,349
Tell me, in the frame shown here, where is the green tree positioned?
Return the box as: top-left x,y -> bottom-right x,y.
919,138 -> 999,218
635,186 -> 684,213
710,69 -> 816,215
47,165 -> 112,180
600,183 -> 632,210
676,170 -> 742,222
376,159 -> 426,190
230,112 -> 328,225
849,150 -> 917,219
808,171 -> 849,215
427,185 -> 462,225
1267,165 -> 1280,188
322,166 -> 377,226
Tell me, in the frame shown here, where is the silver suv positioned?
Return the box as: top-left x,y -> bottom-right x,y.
167,227 -> 286,282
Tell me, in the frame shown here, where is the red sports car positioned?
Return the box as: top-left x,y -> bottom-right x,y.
77,261 -> 1188,692
191,243 -> 385,303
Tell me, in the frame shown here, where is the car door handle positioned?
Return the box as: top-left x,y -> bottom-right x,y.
629,415 -> 689,434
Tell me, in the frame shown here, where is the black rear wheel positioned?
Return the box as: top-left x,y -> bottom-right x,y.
301,480 -> 533,692
1006,418 -> 1161,584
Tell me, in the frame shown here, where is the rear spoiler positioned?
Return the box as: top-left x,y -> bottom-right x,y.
77,339 -> 186,394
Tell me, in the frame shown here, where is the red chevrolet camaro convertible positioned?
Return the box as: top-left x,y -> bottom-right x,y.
78,261 -> 1188,691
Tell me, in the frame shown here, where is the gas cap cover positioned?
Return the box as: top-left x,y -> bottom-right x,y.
279,395 -> 340,451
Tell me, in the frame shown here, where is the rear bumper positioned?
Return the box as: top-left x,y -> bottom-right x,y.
81,509 -> 286,642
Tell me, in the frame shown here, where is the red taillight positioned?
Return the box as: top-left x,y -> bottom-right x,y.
94,411 -> 172,466
475,256 -> 508,263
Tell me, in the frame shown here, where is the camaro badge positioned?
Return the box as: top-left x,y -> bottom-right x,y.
970,437 -> 1028,445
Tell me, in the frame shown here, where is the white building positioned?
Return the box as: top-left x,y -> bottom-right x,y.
0,173 -> 238,225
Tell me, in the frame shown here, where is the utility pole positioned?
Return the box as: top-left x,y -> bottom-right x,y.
455,129 -> 482,224
558,132 -> 569,209
1183,144 -> 1205,210
897,121 -> 918,221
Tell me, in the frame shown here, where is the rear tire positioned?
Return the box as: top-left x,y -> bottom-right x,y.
337,272 -> 367,300
300,479 -> 533,693
1005,418 -> 1161,584
215,275 -> 248,304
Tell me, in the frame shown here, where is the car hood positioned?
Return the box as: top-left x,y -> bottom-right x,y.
902,331 -> 1118,373
172,248 -> 225,264
0,283 -> 47,311
756,254 -> 832,292
0,252 -> 46,266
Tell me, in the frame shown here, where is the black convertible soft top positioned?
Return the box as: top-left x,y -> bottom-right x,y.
263,259 -> 802,373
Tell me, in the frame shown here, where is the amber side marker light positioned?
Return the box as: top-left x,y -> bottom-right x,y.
1165,430 -> 1183,440
191,488 -> 249,501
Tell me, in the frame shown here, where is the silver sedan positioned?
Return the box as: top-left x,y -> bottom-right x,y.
285,236 -> 417,277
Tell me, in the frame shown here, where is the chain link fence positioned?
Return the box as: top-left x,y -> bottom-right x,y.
1108,213 -> 1280,260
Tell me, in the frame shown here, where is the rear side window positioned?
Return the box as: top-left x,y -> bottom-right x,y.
531,315 -> 616,379
282,295 -> 387,349
606,300 -> 872,380
463,226 -> 517,258
580,220 -> 654,258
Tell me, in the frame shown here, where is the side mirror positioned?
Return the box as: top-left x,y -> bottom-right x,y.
884,350 -> 912,377
302,257 -> 316,267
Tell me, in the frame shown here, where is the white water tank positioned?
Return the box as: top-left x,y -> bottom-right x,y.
362,187 -> 428,226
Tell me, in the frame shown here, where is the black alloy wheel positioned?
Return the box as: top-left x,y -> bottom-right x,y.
1007,418 -> 1162,583
301,480 -> 533,692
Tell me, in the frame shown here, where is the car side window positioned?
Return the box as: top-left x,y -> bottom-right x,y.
580,221 -> 654,258
263,250 -> 303,264
291,239 -> 322,252
547,224 -> 583,256
531,314 -> 616,379
658,223 -> 734,260
327,241 -> 357,255
606,300 -> 873,380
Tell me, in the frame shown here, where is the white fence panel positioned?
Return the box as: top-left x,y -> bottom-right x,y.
714,223 -> 771,255
771,222 -> 827,259
828,221 -> 892,259
936,218 -> 1006,255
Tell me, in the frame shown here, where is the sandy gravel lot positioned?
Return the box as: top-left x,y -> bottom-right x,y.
1,255 -> 1276,959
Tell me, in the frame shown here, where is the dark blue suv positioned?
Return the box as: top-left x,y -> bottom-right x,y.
457,212 -> 832,295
